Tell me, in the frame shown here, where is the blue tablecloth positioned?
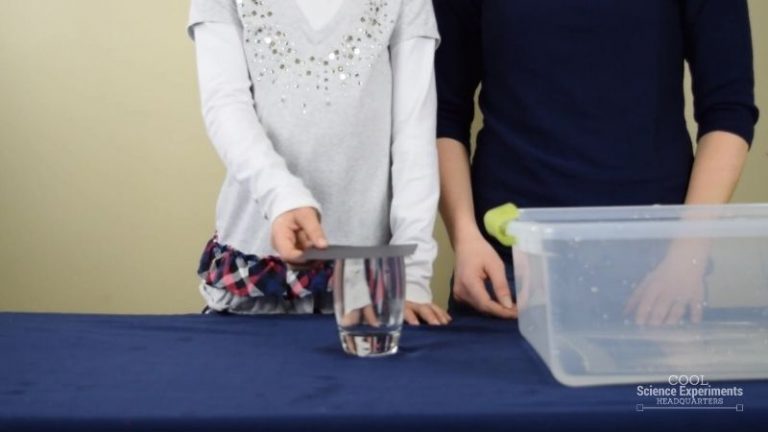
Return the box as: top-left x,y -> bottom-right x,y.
1,313 -> 767,431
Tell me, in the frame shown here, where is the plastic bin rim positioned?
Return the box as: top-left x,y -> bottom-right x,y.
505,203 -> 768,241
513,203 -> 768,222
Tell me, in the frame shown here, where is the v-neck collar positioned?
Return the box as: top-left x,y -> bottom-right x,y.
284,0 -> 355,45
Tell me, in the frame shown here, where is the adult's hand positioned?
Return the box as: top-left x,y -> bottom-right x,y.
452,233 -> 518,319
624,239 -> 708,326
271,207 -> 328,265
436,138 -> 517,319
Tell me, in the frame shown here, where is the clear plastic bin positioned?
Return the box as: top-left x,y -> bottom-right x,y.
486,204 -> 768,387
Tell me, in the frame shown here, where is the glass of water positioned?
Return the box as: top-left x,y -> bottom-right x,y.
331,256 -> 406,357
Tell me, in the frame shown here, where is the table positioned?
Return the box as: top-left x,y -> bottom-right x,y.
1,313 -> 767,431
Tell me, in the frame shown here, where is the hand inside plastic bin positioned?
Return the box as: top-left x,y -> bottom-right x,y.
624,238 -> 709,326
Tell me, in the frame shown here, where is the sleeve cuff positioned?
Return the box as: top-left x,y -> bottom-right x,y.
390,0 -> 441,47
437,122 -> 472,153
697,106 -> 760,146
259,184 -> 322,224
187,1 -> 242,40
391,33 -> 441,49
405,281 -> 433,304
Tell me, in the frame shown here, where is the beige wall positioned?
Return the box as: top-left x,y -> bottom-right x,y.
1,1 -> 766,313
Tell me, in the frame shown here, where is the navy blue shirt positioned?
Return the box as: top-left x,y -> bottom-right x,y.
435,0 -> 759,249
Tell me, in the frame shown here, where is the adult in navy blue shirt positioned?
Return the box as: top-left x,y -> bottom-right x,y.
434,1 -> 759,321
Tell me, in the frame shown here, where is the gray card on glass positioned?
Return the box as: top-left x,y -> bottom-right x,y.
300,244 -> 417,261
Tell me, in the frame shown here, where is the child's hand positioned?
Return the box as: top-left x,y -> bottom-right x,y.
404,302 -> 452,326
271,207 -> 328,265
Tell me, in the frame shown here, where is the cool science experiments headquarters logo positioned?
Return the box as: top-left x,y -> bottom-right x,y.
635,375 -> 745,412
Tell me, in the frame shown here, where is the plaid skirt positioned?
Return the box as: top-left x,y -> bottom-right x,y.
197,236 -> 334,314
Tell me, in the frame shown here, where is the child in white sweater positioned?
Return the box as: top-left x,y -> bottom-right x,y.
189,0 -> 450,325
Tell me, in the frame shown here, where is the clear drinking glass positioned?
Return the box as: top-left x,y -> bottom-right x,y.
331,256 -> 406,357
